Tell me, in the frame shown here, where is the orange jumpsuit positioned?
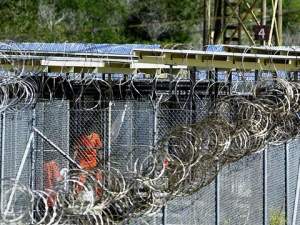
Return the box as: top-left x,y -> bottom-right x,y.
43,160 -> 63,207
76,132 -> 103,170
75,132 -> 103,197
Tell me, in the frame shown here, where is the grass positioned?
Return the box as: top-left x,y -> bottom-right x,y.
269,210 -> 285,225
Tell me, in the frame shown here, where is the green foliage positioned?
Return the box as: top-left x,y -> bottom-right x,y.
221,219 -> 231,225
282,0 -> 300,32
269,210 -> 285,225
0,0 -> 203,44
0,0 -> 128,43
0,0 -> 300,44
124,0 -> 201,42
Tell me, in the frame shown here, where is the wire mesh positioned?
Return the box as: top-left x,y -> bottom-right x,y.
165,182 -> 216,225
68,100 -> 159,224
0,110 -> 33,219
159,105 -> 195,225
158,100 -> 215,225
287,138 -> 300,225
35,101 -> 70,191
266,144 -> 286,225
0,98 -> 298,225
2,111 -> 32,185
219,152 -> 264,225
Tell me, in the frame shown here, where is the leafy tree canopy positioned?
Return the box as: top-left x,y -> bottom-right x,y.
0,0 -> 299,45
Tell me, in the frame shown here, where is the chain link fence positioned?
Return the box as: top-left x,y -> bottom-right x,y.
0,99 -> 299,225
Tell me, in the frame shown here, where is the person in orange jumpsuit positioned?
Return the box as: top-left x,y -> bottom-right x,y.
43,159 -> 63,208
74,131 -> 103,198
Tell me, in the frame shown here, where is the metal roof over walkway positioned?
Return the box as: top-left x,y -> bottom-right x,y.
0,42 -> 299,74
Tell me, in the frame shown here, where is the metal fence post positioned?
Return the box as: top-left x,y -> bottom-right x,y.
30,108 -> 36,190
108,101 -> 112,172
153,96 -> 165,225
285,141 -> 289,225
33,127 -> 81,169
263,146 -> 268,225
0,113 -> 5,213
292,154 -> 300,225
153,99 -> 159,148
130,102 -> 133,170
215,170 -> 220,225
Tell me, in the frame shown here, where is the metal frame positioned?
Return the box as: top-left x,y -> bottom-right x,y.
134,48 -> 300,71
0,113 -> 5,213
208,0 -> 282,46
1,45 -> 300,74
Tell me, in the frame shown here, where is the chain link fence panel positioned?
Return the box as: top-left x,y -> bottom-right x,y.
158,99 -> 216,225
220,152 -> 264,225
287,138 -> 300,225
35,100 -> 70,191
0,99 -> 299,225
0,109 -> 33,218
266,144 -> 286,225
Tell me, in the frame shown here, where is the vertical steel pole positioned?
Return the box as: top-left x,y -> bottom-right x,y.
30,108 -> 36,189
153,96 -> 165,225
285,142 -> 289,225
190,67 -> 196,123
203,0 -> 211,46
277,0 -> 283,45
261,0 -> 267,46
213,0 -> 224,44
154,96 -> 163,148
108,101 -> 112,172
263,145 -> 268,225
0,113 -> 5,213
215,170 -> 220,225
130,102 -> 133,169
255,70 -> 259,84
30,108 -> 36,225
292,156 -> 300,225
268,0 -> 279,46
4,132 -> 34,216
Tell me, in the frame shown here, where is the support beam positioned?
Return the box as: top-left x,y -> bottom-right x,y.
246,2 -> 260,26
292,157 -> 300,225
4,132 -> 34,217
203,0 -> 212,46
262,0 -> 267,46
228,0 -> 259,44
268,0 -> 279,46
32,127 -> 81,169
134,49 -> 300,72
0,46 -> 299,73
0,113 -> 5,213
227,4 -> 255,45
277,0 -> 283,45
213,0 -> 224,44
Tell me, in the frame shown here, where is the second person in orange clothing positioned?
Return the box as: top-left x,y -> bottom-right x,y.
74,131 -> 104,198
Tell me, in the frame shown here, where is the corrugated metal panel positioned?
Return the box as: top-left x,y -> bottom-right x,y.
0,42 -> 160,55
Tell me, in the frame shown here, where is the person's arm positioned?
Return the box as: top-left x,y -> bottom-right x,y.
74,142 -> 82,161
93,133 -> 103,149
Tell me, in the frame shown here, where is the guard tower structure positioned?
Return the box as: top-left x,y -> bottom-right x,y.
203,0 -> 283,46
